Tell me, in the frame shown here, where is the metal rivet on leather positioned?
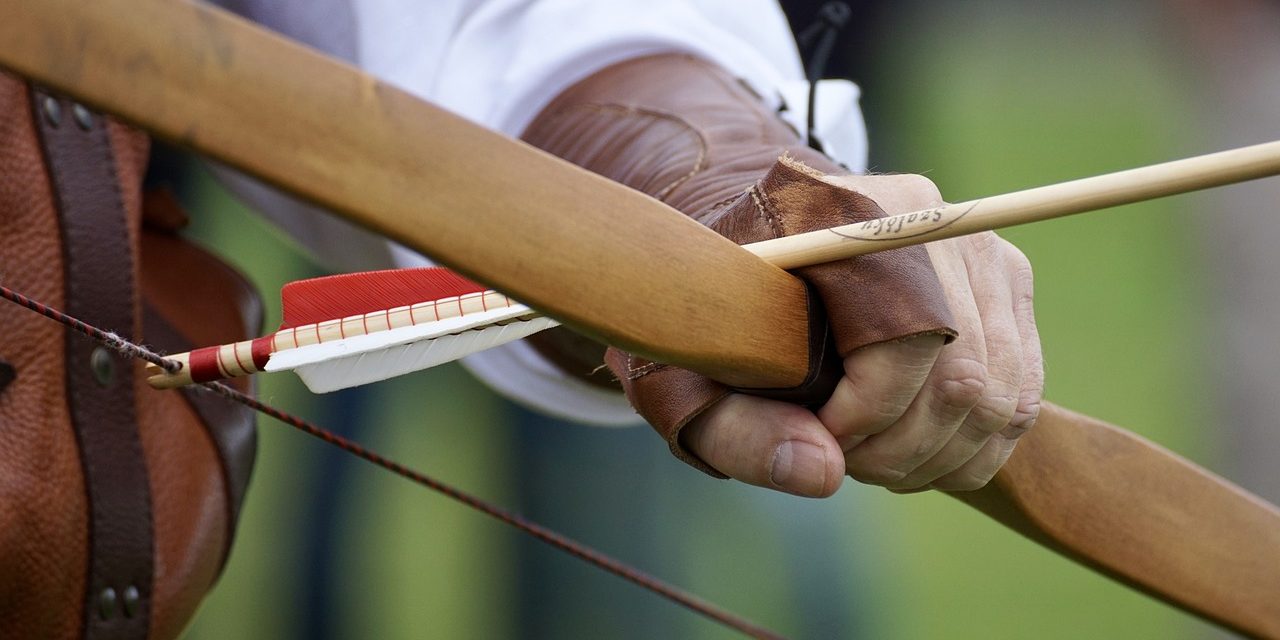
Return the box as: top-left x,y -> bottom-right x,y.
73,104 -> 94,131
41,96 -> 60,127
0,360 -> 14,394
121,585 -> 140,618
90,346 -> 115,386
97,588 -> 117,620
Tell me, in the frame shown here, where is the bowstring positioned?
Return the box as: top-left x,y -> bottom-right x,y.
0,282 -> 785,640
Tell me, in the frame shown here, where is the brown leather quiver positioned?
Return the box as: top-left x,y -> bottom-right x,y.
0,72 -> 257,639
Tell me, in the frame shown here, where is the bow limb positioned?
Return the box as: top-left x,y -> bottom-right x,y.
3,0 -> 1278,634
957,403 -> 1280,638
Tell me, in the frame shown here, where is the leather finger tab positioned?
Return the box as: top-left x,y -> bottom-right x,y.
604,348 -> 730,477
761,159 -> 959,354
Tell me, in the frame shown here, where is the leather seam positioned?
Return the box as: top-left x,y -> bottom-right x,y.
550,103 -> 708,200
624,355 -> 666,380
702,192 -> 745,217
748,183 -> 787,238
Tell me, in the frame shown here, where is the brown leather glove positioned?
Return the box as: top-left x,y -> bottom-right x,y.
521,54 -> 955,475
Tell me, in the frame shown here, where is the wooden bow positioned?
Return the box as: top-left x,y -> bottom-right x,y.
2,0 -> 1277,636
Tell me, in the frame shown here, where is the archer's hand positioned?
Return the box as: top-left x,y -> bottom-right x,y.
681,175 -> 1044,497
522,54 -> 1034,494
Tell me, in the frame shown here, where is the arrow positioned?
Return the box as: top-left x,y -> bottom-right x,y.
148,139 -> 1280,394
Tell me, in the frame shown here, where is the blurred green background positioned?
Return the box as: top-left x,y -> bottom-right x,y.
176,1 -> 1253,638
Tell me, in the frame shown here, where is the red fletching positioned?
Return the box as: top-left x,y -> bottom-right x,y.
279,267 -> 487,328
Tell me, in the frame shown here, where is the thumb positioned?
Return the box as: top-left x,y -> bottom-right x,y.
681,394 -> 845,498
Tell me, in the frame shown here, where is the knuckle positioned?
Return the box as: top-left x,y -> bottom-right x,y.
967,392 -> 1020,433
965,230 -> 1003,256
1008,249 -> 1035,298
901,174 -> 943,205
996,240 -> 1037,309
1003,397 -> 1042,439
1005,241 -> 1033,273
909,432 -> 948,461
933,358 -> 988,411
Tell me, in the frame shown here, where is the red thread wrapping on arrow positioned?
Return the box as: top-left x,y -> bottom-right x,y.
184,267 -> 491,384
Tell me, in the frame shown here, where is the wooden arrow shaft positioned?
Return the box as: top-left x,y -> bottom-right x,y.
3,0 -> 1278,634
750,140 -> 1280,267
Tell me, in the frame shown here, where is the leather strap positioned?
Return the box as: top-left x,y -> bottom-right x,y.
33,89 -> 154,639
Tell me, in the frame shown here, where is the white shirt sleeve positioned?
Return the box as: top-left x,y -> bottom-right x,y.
208,0 -> 868,426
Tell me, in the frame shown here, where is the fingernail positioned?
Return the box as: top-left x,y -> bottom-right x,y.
770,440 -> 828,497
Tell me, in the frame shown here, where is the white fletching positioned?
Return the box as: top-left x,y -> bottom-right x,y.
264,303 -> 559,393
